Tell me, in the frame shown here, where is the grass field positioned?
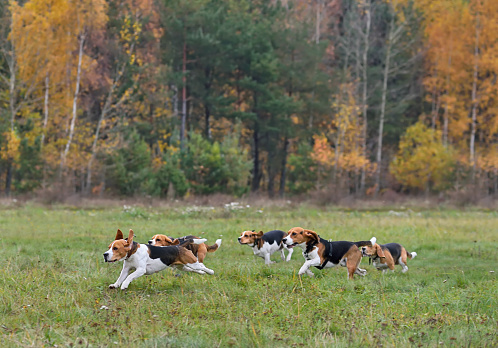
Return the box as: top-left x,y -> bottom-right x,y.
0,203 -> 497,347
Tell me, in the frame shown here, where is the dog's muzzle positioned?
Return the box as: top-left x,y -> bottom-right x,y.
148,240 -> 153,245
103,253 -> 114,262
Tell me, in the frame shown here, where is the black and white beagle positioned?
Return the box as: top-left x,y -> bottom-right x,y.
103,229 -> 214,290
361,237 -> 417,273
238,230 -> 294,265
282,227 -> 372,279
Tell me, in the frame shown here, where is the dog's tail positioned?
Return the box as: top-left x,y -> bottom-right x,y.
179,238 -> 207,247
207,239 -> 222,252
408,251 -> 417,259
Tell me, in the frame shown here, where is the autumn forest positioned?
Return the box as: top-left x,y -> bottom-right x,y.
0,0 -> 497,201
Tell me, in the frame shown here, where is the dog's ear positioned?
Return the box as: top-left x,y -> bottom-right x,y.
171,238 -> 180,245
125,229 -> 134,247
375,244 -> 386,259
256,231 -> 264,238
304,229 -> 319,242
115,229 -> 124,240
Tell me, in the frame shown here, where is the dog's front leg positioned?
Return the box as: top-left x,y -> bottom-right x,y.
285,247 -> 294,262
264,253 -> 275,265
298,258 -> 320,276
109,264 -> 131,289
120,267 -> 146,290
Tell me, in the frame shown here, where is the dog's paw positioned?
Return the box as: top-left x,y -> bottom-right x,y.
120,285 -> 129,290
203,268 -> 214,275
109,284 -> 118,289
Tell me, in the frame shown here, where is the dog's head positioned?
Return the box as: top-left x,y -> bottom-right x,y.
282,227 -> 319,248
148,234 -> 179,246
103,229 -> 134,263
238,230 -> 263,246
360,237 -> 386,260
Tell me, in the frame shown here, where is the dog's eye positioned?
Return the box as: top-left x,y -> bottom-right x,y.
156,239 -> 161,241
113,247 -> 118,250
292,233 -> 296,236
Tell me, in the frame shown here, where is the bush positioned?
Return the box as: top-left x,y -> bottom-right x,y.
390,121 -> 455,192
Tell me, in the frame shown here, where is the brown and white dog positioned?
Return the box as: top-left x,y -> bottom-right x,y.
103,229 -> 214,290
360,237 -> 417,273
282,227 -> 372,279
149,234 -> 221,263
148,234 -> 221,268
238,230 -> 294,265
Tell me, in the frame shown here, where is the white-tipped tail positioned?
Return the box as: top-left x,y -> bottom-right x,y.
410,252 -> 417,259
193,238 -> 208,245
215,239 -> 222,247
370,237 -> 377,245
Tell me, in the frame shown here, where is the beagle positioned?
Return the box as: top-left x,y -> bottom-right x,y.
103,229 -> 214,290
360,237 -> 417,273
282,227 -> 372,279
238,230 -> 294,265
149,234 -> 221,264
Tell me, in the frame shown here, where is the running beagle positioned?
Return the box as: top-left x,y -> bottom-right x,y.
360,237 -> 417,273
103,229 -> 214,290
148,234 -> 221,266
238,230 -> 294,265
282,227 -> 372,279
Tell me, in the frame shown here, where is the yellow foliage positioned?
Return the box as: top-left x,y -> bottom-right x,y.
1,130 -> 21,166
390,121 -> 454,191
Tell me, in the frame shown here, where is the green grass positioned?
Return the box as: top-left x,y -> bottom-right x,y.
0,204 -> 496,347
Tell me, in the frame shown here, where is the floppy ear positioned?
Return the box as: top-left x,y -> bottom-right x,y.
115,229 -> 124,240
125,229 -> 134,247
375,244 -> 386,259
304,229 -> 319,242
256,231 -> 264,238
171,239 -> 180,245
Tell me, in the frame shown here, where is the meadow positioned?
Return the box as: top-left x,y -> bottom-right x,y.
0,203 -> 496,347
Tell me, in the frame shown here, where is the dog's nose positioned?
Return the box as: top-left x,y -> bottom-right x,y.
103,253 -> 108,260
237,237 -> 241,241
148,240 -> 153,244
362,247 -> 366,251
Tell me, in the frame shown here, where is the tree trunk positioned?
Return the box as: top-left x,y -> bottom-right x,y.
251,129 -> 261,192
375,17 -> 393,197
360,0 -> 371,195
180,41 -> 187,151
5,161 -> 12,197
61,31 -> 85,170
86,43 -> 134,193
470,11 -> 480,183
279,137 -> 289,197
42,73 -> 49,146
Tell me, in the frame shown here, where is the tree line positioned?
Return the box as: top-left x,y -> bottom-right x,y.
0,0 -> 497,199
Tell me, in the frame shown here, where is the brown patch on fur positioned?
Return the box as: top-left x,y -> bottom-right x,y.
239,230 -> 264,249
400,247 -> 408,264
343,245 -> 363,279
363,243 -> 395,270
107,229 -> 134,262
316,242 -> 326,266
286,227 -> 310,245
173,247 -> 198,265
